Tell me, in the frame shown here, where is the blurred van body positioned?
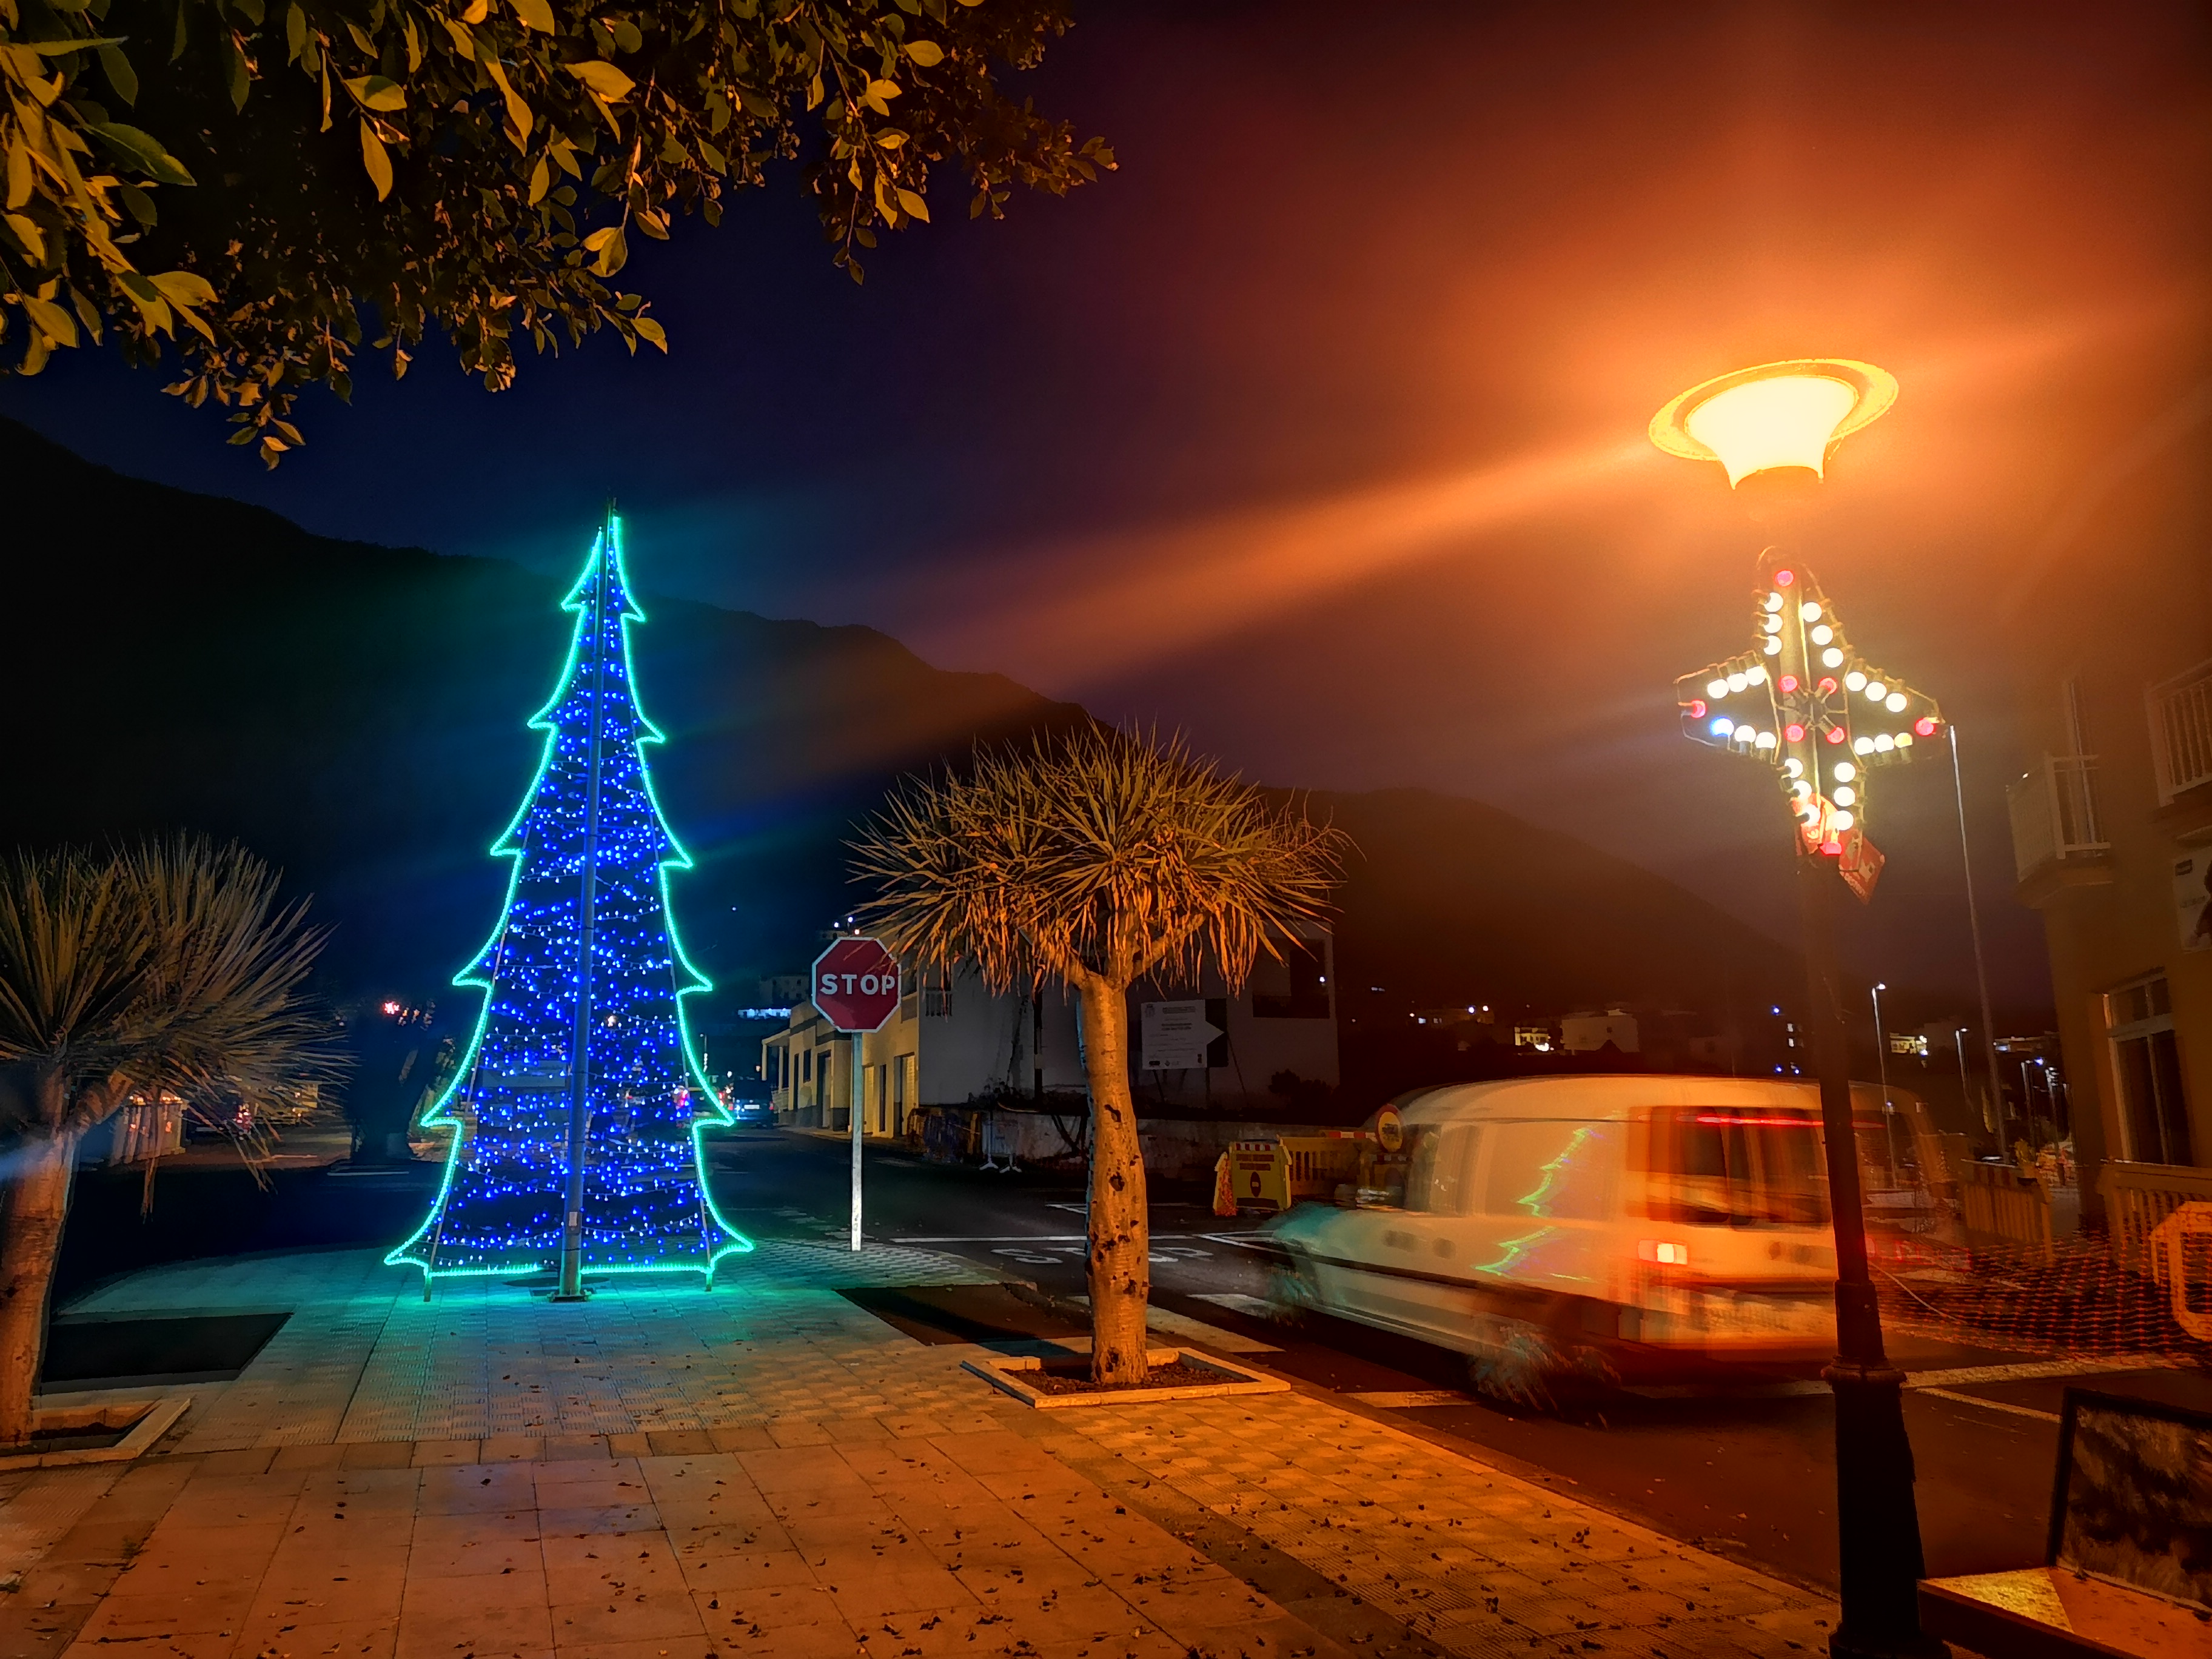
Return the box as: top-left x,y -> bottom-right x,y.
1259,1074 -> 1936,1393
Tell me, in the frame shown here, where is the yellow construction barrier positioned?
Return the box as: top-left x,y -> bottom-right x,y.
2148,1199 -> 2212,1341
1229,1131 -> 1372,1212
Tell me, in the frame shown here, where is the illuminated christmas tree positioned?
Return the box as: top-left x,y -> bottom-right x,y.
389,515 -> 747,1288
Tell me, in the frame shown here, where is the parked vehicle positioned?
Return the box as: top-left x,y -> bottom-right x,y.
1257,1073 -> 1939,1401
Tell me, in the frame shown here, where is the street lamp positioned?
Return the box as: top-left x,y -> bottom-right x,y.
1654,358 -> 1945,1659
1871,981 -> 1897,1183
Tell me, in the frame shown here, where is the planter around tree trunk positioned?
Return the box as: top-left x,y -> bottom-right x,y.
964,1347 -> 1290,1409
0,1394 -> 193,1470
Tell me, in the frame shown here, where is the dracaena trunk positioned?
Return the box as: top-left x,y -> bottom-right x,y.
1079,976 -> 1149,1388
0,1129 -> 78,1449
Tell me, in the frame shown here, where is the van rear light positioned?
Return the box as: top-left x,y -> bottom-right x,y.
1638,1239 -> 1691,1266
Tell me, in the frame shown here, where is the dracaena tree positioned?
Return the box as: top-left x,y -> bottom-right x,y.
0,836 -> 340,1447
851,727 -> 1346,1388
0,0 -> 1110,463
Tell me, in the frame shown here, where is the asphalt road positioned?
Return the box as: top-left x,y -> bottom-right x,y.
704,1127 -> 2212,1599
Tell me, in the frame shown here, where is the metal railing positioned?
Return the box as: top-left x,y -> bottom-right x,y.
1956,1160 -> 2055,1264
2007,753 -> 2108,881
2101,1159 -> 2212,1273
2149,659 -> 2212,805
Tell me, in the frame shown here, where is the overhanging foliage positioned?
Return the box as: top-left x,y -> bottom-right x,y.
0,0 -> 1110,462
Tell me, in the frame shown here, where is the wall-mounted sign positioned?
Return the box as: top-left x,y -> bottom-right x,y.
1141,999 -> 1226,1070
2177,850 -> 2211,953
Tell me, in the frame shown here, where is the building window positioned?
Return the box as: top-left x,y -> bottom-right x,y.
2106,974 -> 2191,1166
1252,936 -> 1330,1019
919,967 -> 953,1018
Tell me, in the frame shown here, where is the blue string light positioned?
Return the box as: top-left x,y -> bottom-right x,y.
388,517 -> 751,1283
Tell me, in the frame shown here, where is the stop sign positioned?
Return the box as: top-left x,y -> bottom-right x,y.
811,937 -> 901,1031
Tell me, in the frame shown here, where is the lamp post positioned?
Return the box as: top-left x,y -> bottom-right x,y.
1652,359 -> 1945,1659
1871,981 -> 1897,1183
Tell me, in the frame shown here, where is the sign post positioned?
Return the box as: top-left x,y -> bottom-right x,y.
809,937 -> 900,1252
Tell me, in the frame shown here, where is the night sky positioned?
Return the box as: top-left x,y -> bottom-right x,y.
10,1 -> 2210,1022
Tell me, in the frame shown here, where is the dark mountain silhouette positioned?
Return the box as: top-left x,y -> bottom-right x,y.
4,417 -> 1801,1044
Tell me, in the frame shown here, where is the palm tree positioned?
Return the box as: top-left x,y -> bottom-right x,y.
0,837 -> 340,1447
852,727 -> 1345,1387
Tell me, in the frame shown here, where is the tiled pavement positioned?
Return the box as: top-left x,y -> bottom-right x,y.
0,1244 -> 1843,1659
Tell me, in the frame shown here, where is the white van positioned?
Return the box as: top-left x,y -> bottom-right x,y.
1258,1074 -> 1929,1401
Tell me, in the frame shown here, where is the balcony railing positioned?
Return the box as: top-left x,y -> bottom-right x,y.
2150,658 -> 2212,804
2008,753 -> 2108,882
2101,1159 -> 2212,1273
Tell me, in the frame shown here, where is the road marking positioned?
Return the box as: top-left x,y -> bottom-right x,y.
1143,1307 -> 1279,1355
1195,1293 -> 1277,1318
1199,1232 -> 1274,1249
1068,1297 -> 1280,1354
1346,1390 -> 1474,1409
893,1233 -> 1215,1245
1625,1381 -> 1829,1400
1902,1355 -> 2176,1388
1917,1387 -> 2062,1424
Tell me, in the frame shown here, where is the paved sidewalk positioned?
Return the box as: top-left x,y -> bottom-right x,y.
1,1245 -> 1843,1659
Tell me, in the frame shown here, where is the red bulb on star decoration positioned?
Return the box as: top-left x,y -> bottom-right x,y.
1775,570 -> 1795,586
1785,723 -> 1806,742
1914,717 -> 1937,736
1818,677 -> 1838,695
1780,674 -> 1800,693
1689,699 -> 1708,717
1825,727 -> 1846,745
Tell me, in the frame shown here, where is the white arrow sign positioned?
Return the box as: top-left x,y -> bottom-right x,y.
1142,999 -> 1223,1071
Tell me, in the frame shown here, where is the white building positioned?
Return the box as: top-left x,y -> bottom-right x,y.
764,927 -> 1339,1133
1560,1008 -> 1640,1054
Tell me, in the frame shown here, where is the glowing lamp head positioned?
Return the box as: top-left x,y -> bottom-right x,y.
1649,360 -> 1899,488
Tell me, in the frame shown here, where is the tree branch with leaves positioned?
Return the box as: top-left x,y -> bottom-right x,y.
851,727 -> 1346,1387
1,0 -> 1111,463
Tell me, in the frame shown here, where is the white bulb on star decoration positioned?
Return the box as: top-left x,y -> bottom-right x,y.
1845,671 -> 1868,691
1811,624 -> 1834,645
1874,733 -> 1895,752
1765,592 -> 1785,614
1854,736 -> 1875,755
1764,615 -> 1783,635
1748,665 -> 1768,683
1831,810 -> 1855,831
1728,671 -> 1748,692
1822,648 -> 1845,668
1885,692 -> 1908,713
1707,679 -> 1729,699
1755,730 -> 1777,749
1833,785 -> 1856,806
1799,602 -> 1822,622
1834,761 -> 1857,781
1866,681 -> 1888,701
1764,637 -> 1783,655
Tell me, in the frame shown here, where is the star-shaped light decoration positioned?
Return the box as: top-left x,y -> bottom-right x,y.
1676,549 -> 1942,889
